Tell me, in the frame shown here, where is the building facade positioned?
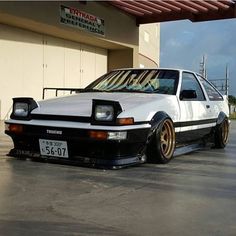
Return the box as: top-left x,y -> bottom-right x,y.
0,1 -> 160,120
139,23 -> 160,68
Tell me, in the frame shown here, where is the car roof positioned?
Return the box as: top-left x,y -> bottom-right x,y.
111,68 -> 198,75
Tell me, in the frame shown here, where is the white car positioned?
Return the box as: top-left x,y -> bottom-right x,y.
5,68 -> 230,168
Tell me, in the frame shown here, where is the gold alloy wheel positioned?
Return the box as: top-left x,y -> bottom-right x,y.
222,119 -> 229,144
160,119 -> 176,159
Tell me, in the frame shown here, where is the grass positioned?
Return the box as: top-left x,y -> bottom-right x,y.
230,112 -> 236,120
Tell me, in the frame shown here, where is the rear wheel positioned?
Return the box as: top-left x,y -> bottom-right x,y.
147,118 -> 176,164
214,118 -> 229,148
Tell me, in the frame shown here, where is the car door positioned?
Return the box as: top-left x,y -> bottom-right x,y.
178,72 -> 214,140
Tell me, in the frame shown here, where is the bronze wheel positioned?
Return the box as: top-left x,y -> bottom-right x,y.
160,119 -> 176,159
221,119 -> 229,145
147,118 -> 176,164
215,118 -> 229,148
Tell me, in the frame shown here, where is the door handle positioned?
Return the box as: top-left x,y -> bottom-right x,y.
206,105 -> 210,109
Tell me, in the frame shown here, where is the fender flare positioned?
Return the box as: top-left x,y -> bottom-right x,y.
214,112 -> 230,148
146,111 -> 172,145
216,112 -> 228,125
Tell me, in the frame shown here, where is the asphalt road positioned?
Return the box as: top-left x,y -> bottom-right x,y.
0,121 -> 236,236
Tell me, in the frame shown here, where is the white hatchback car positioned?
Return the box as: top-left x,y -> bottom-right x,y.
5,68 -> 230,168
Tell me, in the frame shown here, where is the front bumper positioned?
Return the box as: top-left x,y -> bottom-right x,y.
5,123 -> 150,168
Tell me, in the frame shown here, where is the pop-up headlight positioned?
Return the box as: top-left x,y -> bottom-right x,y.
13,102 -> 29,117
10,97 -> 38,120
95,105 -> 114,121
91,99 -> 122,125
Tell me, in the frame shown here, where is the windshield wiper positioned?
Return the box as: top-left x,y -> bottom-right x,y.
81,88 -> 133,93
80,88 -> 108,93
112,88 -> 152,93
112,88 -> 131,92
81,88 -> 153,94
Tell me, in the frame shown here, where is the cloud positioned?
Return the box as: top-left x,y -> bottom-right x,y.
160,19 -> 236,96
167,39 -> 182,48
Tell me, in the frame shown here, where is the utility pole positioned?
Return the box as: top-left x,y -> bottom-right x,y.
225,64 -> 229,96
199,55 -> 207,78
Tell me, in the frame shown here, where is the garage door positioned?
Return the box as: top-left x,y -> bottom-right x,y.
0,24 -> 108,119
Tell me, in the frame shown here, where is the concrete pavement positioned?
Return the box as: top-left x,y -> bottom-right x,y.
0,121 -> 236,236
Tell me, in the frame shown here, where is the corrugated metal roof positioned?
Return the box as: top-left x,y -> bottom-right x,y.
108,0 -> 236,24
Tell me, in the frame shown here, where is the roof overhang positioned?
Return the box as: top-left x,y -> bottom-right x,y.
108,0 -> 236,24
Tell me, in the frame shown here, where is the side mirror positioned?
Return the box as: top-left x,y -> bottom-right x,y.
180,90 -> 197,100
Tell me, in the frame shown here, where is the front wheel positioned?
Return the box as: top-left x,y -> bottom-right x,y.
147,118 -> 176,164
214,118 -> 229,148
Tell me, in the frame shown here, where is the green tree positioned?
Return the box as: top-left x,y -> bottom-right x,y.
228,95 -> 236,105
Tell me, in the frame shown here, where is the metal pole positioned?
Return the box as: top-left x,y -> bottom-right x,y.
225,64 -> 229,96
199,55 -> 207,78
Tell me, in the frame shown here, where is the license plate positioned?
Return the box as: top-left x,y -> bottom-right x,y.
39,139 -> 69,158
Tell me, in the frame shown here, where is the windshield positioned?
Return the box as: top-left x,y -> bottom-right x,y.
84,69 -> 179,95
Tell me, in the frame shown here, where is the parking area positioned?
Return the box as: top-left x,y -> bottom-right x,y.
0,121 -> 236,236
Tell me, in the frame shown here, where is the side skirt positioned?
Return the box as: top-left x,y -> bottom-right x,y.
174,127 -> 215,156
173,143 -> 205,157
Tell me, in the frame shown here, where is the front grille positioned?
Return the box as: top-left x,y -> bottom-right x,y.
31,114 -> 91,123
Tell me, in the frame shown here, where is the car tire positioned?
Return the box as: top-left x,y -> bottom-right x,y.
214,118 -> 229,148
147,118 -> 176,164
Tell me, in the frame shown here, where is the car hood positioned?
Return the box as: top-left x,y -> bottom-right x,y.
32,92 -> 177,121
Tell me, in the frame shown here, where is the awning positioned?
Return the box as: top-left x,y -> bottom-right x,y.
109,0 -> 236,24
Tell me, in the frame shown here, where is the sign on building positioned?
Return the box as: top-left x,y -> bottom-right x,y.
60,5 -> 105,36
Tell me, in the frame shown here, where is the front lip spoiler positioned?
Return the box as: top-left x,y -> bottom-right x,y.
8,148 -> 145,169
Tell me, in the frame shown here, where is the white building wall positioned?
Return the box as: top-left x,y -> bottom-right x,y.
0,24 -> 107,119
139,23 -> 160,68
0,25 -> 44,119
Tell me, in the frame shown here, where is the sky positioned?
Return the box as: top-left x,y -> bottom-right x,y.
160,19 -> 236,96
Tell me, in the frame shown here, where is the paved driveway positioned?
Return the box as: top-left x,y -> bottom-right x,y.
0,121 -> 236,236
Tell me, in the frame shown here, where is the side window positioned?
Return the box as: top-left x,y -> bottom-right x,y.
180,72 -> 205,101
197,76 -> 223,101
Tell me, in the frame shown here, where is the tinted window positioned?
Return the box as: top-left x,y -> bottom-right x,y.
197,76 -> 223,101
180,72 -> 205,101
